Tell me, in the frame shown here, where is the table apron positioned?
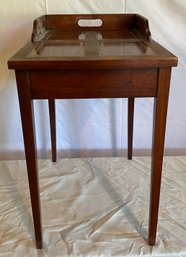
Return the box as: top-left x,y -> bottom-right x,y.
29,68 -> 158,99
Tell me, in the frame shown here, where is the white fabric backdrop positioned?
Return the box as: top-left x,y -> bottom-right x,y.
0,0 -> 186,160
1,156 -> 186,255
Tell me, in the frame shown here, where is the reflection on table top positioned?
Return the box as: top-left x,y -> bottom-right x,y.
27,31 -> 156,58
8,14 -> 177,69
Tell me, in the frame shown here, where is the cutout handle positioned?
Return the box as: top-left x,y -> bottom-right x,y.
78,18 -> 103,27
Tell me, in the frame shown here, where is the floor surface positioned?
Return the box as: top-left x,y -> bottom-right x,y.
0,157 -> 186,256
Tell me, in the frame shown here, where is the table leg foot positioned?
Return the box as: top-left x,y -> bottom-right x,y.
148,238 -> 155,246
36,240 -> 43,249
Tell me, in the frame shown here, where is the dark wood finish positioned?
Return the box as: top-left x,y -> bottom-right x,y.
15,71 -> 42,249
8,53 -> 177,70
128,98 -> 135,160
8,15 -> 177,71
149,67 -> 171,245
31,14 -> 150,41
48,99 -> 56,162
29,69 -> 158,99
8,14 -> 177,248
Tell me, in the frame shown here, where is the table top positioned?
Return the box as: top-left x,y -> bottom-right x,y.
8,14 -> 177,70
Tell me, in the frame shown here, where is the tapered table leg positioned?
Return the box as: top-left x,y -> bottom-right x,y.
128,97 -> 135,160
16,71 -> 42,249
48,99 -> 56,162
148,67 -> 171,245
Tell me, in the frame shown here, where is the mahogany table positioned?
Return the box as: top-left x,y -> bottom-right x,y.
8,14 -> 177,248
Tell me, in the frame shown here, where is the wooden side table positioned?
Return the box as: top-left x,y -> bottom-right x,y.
8,14 -> 177,248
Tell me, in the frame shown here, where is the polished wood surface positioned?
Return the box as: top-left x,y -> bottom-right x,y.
8,14 -> 177,248
29,69 -> 158,99
8,14 -> 177,70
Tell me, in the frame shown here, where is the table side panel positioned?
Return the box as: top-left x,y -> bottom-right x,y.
29,68 -> 158,99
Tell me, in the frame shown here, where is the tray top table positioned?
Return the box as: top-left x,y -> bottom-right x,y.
8,14 -> 178,248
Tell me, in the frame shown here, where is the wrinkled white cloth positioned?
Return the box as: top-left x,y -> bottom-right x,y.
0,156 -> 186,256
